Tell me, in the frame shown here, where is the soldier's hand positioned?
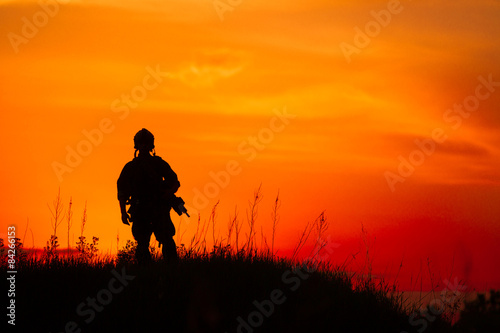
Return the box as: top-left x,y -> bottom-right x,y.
121,212 -> 130,225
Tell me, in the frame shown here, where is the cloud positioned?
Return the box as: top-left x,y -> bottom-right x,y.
172,49 -> 249,87
438,139 -> 491,157
381,132 -> 492,157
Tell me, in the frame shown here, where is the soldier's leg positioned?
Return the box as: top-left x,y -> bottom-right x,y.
131,221 -> 153,264
153,207 -> 178,262
162,237 -> 178,262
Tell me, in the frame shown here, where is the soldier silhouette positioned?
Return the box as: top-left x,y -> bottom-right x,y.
117,128 -> 188,264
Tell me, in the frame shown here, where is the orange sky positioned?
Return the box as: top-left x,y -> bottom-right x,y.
1,0 -> 499,291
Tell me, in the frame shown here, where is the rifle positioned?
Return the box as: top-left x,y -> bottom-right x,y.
171,196 -> 190,218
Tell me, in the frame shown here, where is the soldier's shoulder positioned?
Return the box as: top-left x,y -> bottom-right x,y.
126,158 -> 139,166
153,155 -> 168,164
153,155 -> 175,170
125,157 -> 145,169
118,160 -> 136,178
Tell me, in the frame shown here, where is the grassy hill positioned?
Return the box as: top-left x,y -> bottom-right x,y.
4,189 -> 498,332
4,245 -> 500,333
3,250 -> 446,333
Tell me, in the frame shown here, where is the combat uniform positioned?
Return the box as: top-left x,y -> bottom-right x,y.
117,153 -> 180,263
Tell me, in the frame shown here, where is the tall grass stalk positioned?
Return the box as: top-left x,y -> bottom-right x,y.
67,197 -> 73,256
244,184 -> 262,253
271,191 -> 280,257
48,187 -> 64,237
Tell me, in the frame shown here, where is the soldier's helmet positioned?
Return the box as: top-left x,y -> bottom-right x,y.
134,128 -> 155,151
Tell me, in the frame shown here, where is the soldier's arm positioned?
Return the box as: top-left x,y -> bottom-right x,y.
117,163 -> 133,225
159,158 -> 180,197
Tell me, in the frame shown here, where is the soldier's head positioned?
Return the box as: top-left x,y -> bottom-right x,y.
134,128 -> 155,156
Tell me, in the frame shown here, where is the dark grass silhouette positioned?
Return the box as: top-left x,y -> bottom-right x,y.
5,237 -> 472,333
8,252 -> 410,333
3,189 -> 497,333
3,236 -> 498,332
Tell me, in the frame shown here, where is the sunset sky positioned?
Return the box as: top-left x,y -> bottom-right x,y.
1,0 -> 499,291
